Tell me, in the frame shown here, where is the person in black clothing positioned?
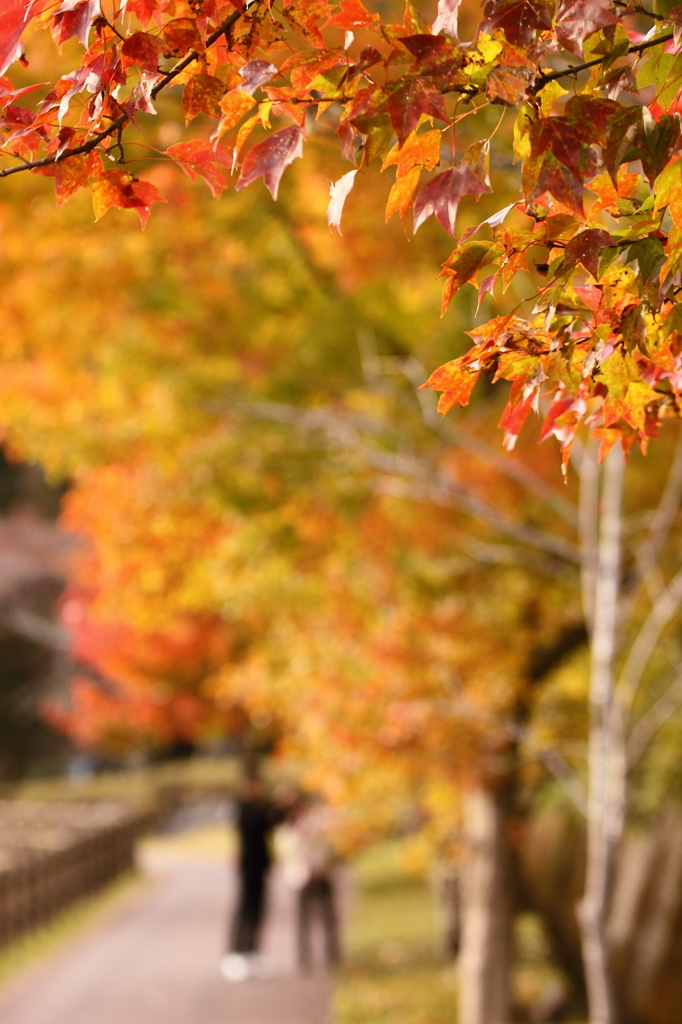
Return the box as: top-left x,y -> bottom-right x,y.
221,774 -> 283,982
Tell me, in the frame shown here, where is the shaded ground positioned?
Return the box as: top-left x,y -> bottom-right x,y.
0,833 -> 332,1024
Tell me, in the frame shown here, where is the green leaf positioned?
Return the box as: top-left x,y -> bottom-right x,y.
627,236 -> 666,285
654,158 -> 682,228
583,22 -> 630,66
635,45 -> 682,111
513,101 -> 536,162
597,349 -> 640,399
660,224 -> 682,281
439,240 -> 503,313
604,107 -> 681,186
635,48 -> 675,89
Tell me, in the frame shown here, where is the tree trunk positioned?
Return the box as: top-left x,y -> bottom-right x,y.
609,804 -> 682,1024
458,785 -> 512,1024
579,447 -> 624,1024
432,860 -> 461,956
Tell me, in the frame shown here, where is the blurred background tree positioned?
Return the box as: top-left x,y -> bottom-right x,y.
1,17 -> 682,1024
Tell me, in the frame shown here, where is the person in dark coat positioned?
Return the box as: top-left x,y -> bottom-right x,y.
221,774 -> 283,981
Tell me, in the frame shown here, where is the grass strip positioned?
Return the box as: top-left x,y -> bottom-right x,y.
334,841 -> 456,1024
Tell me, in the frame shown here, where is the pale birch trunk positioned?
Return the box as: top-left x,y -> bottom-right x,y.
578,447 -> 624,1024
458,786 -> 511,1024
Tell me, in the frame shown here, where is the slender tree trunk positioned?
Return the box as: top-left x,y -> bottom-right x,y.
579,447 -> 624,1024
458,785 -> 512,1024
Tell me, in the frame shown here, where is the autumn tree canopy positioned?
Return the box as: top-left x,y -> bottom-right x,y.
1,0 -> 681,460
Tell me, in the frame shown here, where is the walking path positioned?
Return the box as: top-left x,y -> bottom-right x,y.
0,839 -> 333,1024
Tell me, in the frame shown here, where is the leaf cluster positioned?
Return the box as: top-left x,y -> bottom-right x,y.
2,0 -> 682,456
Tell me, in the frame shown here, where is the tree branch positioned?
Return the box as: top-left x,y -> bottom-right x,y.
513,722 -> 587,814
243,399 -> 581,564
0,5 -> 247,181
458,536 -> 579,581
531,30 -> 674,92
389,355 -> 579,529
578,440 -> 600,638
0,608 -> 69,650
617,565 -> 682,716
613,0 -> 665,19
2,5 -> 673,182
537,746 -> 587,815
626,671 -> 682,770
634,429 -> 682,595
374,472 -> 580,563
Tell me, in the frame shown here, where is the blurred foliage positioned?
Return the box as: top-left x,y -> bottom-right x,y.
0,22 -> 681,876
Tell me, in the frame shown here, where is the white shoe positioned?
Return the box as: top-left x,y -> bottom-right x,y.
220,954 -> 250,982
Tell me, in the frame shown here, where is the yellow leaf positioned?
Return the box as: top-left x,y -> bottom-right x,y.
258,100 -> 273,130
385,165 -> 421,224
539,79 -> 568,117
381,129 -> 441,179
219,90 -> 256,130
233,113 -> 260,163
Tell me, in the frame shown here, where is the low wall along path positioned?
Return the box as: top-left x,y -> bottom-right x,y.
0,800 -> 140,948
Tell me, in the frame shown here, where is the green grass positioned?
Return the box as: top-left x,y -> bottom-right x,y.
0,871 -> 144,989
334,842 -> 457,1024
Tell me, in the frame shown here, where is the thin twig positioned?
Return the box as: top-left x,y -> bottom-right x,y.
531,30 -> 675,92
537,747 -> 587,815
457,535 -> 578,581
626,672 -> 682,769
635,429 -> 682,591
0,5 -> 248,180
389,355 -> 579,528
617,565 -> 682,717
238,399 -> 581,563
578,440 -> 600,638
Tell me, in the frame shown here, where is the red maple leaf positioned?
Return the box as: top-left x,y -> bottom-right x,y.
481,0 -> 552,45
121,32 -> 162,75
414,165 -> 490,238
283,0 -> 330,49
165,140 -> 234,198
0,0 -> 29,76
522,117 -> 598,219
555,0 -> 617,56
324,0 -> 378,29
92,169 -> 167,229
382,76 -> 448,144
561,228 -> 614,278
236,125 -> 304,199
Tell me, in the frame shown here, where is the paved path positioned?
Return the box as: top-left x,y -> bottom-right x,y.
0,843 -> 333,1024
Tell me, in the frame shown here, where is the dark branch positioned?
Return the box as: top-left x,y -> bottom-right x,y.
0,6 -> 246,181
532,29 -> 674,92
0,112 -> 128,179
528,621 -> 587,682
149,6 -> 244,99
0,4 -> 674,182
613,0 -> 665,19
